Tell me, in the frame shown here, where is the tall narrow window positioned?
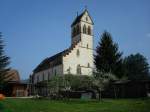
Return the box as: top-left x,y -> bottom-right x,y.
77,64 -> 81,74
76,49 -> 80,57
79,25 -> 81,33
48,72 -> 50,80
88,26 -> 91,35
37,76 -> 39,82
83,25 -> 86,34
43,73 -> 44,81
87,44 -> 89,48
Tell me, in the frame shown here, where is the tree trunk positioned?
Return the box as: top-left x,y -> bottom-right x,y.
114,86 -> 117,99
98,89 -> 102,101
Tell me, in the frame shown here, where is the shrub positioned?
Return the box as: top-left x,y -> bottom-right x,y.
0,94 -> 5,101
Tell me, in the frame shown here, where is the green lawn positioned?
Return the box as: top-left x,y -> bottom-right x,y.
0,98 -> 150,112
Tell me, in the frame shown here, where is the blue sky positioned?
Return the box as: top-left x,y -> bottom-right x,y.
0,0 -> 150,79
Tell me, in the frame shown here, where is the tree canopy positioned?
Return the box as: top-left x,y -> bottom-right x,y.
123,53 -> 150,80
94,31 -> 123,78
0,33 -> 10,92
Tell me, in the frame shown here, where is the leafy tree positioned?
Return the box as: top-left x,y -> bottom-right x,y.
94,31 -> 123,78
0,33 -> 10,92
123,53 -> 150,80
46,73 -> 118,100
47,74 -> 96,99
93,72 -> 117,100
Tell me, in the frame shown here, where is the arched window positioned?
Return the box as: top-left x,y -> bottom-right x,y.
83,25 -> 86,34
88,26 -> 91,35
76,49 -> 80,57
77,64 -> 81,74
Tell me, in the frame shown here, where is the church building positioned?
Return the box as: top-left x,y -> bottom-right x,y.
31,9 -> 94,84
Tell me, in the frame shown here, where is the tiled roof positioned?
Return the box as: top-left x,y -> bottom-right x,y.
6,70 -> 20,82
33,42 -> 79,73
71,12 -> 85,27
33,50 -> 66,73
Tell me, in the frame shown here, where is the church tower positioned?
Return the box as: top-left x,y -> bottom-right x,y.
71,9 -> 94,50
63,9 -> 94,75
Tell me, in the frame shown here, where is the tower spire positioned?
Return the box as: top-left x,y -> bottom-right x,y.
77,11 -> 78,17
84,5 -> 88,11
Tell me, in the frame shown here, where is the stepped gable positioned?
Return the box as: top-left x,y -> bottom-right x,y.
33,41 -> 80,73
63,41 -> 79,57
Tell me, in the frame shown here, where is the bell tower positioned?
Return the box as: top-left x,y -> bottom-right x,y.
63,9 -> 94,75
71,9 -> 94,50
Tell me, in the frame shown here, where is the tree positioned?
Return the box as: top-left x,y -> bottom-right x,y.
94,31 -> 124,78
94,31 -> 123,78
46,73 -> 118,100
93,72 -> 117,100
47,74 -> 102,100
0,33 -> 10,92
123,53 -> 150,80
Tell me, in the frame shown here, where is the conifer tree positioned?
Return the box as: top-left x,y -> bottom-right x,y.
0,32 -> 10,92
94,31 -> 123,78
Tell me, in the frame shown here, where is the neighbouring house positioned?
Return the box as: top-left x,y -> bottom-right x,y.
102,80 -> 150,98
30,9 -> 94,95
4,70 -> 29,97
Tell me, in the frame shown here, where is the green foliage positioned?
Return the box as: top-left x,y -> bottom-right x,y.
123,53 -> 150,80
94,31 -> 123,78
0,33 -> 10,92
47,73 -> 117,100
47,74 -> 94,99
93,72 -> 118,100
47,74 -> 94,93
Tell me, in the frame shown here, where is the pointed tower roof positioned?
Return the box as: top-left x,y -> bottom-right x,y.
71,9 -> 94,27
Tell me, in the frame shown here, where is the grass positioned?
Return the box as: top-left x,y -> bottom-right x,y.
0,98 -> 150,112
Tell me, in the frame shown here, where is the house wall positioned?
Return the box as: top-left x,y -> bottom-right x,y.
12,84 -> 28,97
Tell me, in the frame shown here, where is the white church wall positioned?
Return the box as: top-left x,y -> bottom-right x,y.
63,42 -> 93,75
